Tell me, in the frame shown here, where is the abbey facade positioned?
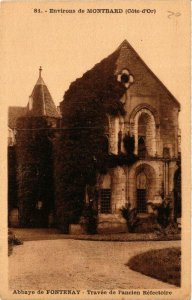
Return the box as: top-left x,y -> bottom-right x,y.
8,40 -> 181,232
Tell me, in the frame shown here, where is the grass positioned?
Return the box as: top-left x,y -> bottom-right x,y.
10,228 -> 181,242
127,247 -> 181,287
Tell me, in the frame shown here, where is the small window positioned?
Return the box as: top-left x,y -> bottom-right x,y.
100,189 -> 111,213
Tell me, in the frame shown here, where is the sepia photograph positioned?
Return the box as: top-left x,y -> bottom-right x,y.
0,1 -> 190,299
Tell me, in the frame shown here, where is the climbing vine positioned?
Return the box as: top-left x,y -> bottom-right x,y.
54,48 -> 137,231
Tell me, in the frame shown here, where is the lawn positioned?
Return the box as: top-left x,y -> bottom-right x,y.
127,247 -> 181,287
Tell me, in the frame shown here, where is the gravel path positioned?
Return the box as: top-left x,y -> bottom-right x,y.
9,239 -> 180,290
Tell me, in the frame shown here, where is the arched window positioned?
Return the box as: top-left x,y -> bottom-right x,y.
133,108 -> 156,157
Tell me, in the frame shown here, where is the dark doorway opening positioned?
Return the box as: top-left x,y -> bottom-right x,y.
137,189 -> 147,213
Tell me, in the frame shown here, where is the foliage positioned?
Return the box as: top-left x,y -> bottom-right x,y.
16,116 -> 54,227
133,215 -> 162,234
148,199 -> 172,228
147,199 -> 179,235
127,247 -> 181,287
80,203 -> 98,234
60,48 -> 126,119
54,49 -> 139,229
8,146 -> 17,210
8,229 -> 23,256
120,204 -> 139,232
173,166 -> 181,220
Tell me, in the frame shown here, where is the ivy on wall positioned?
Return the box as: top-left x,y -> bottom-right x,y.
54,49 -> 138,231
16,116 -> 54,227
8,146 -> 17,211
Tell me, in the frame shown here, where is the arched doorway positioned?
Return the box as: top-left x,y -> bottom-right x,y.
129,163 -> 157,212
136,171 -> 147,212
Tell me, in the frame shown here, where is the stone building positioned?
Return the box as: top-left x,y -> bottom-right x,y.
8,68 -> 61,227
94,40 -> 181,232
8,40 -> 181,231
95,41 -> 180,232
60,40 -> 181,232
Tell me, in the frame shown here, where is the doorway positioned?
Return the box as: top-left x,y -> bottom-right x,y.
136,171 -> 147,213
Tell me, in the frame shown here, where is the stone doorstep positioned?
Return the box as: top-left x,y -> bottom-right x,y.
69,224 -> 83,235
69,220 -> 128,235
69,214 -> 128,234
98,213 -> 126,222
97,221 -> 128,234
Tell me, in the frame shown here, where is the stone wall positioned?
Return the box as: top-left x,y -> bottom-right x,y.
111,167 -> 127,212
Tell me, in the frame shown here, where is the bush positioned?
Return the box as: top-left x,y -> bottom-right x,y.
148,199 -> 179,235
120,204 -> 139,232
150,198 -> 174,222
80,203 -> 98,234
8,230 -> 23,256
133,215 -> 162,234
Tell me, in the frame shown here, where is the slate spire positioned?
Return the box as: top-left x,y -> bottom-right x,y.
27,67 -> 60,118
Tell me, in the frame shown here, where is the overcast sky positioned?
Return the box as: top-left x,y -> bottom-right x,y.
1,1 -> 189,117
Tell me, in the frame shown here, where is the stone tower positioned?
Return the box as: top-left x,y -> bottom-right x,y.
15,67 -> 60,227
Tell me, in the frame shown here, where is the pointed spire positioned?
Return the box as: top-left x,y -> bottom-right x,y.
39,66 -> 42,78
36,66 -> 45,85
117,39 -> 130,50
26,67 -> 60,118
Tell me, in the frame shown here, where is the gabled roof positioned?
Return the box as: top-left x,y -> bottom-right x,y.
115,40 -> 180,107
26,67 -> 60,118
62,40 -> 180,110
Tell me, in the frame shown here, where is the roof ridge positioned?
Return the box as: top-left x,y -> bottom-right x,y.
116,39 -> 130,50
116,40 -> 180,108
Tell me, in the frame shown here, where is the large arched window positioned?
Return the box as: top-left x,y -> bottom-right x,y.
133,108 -> 156,157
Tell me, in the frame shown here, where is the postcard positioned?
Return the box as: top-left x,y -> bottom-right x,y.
0,1 -> 190,299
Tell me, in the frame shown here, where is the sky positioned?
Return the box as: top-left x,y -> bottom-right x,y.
1,1 -> 190,115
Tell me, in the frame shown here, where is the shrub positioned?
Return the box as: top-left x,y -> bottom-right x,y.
148,199 -> 179,235
80,203 -> 98,234
133,215 -> 162,234
8,230 -> 23,256
148,199 -> 172,228
120,204 -> 139,232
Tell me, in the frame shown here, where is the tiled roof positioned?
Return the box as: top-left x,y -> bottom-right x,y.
115,40 -> 180,107
62,40 -> 180,109
8,106 -> 27,129
26,70 -> 60,118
